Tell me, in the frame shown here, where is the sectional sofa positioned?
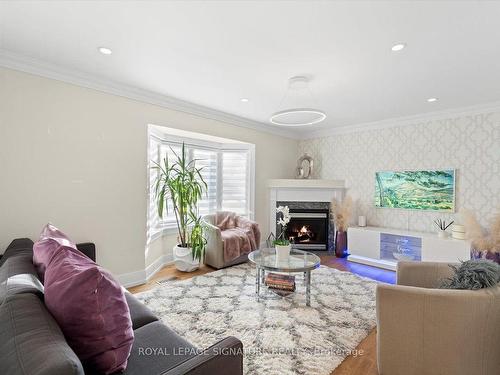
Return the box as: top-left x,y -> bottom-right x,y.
0,238 -> 243,375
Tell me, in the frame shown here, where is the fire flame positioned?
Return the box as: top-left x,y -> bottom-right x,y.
299,226 -> 309,234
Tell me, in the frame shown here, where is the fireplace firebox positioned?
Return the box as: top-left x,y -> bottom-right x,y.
285,208 -> 329,250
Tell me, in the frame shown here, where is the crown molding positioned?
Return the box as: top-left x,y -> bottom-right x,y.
0,49 -> 299,140
3,49 -> 499,142
302,100 -> 500,139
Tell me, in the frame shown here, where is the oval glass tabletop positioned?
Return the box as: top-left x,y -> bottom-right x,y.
248,248 -> 321,272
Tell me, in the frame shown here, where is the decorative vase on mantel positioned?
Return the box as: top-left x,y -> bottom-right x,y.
335,231 -> 348,258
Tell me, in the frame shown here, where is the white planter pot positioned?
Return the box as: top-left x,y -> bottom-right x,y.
174,244 -> 200,272
438,230 -> 448,239
275,244 -> 291,262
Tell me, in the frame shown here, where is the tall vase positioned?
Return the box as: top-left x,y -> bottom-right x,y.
335,231 -> 348,258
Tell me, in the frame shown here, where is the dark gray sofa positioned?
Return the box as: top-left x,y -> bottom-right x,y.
0,238 -> 243,375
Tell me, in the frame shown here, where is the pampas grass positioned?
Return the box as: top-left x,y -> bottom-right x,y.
331,195 -> 353,232
461,208 -> 500,251
490,213 -> 500,250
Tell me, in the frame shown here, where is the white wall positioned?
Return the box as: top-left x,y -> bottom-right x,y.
299,110 -> 500,233
0,67 -> 298,280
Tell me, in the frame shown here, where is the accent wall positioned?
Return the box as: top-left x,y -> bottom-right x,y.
299,109 -> 500,232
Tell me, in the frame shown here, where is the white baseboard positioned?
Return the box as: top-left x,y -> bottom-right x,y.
145,254 -> 174,280
116,254 -> 174,288
116,269 -> 147,288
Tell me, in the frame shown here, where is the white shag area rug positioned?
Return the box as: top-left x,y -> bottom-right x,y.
135,263 -> 378,375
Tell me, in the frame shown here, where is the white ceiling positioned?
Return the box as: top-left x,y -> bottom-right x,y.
1,1 -> 500,137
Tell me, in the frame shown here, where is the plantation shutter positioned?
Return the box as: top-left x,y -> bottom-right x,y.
192,148 -> 218,215
221,150 -> 249,215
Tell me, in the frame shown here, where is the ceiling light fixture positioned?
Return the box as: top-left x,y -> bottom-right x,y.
240,98 -> 249,103
427,97 -> 438,102
391,43 -> 406,51
98,47 -> 113,55
270,76 -> 326,126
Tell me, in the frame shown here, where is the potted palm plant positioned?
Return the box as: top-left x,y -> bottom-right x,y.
153,143 -> 207,272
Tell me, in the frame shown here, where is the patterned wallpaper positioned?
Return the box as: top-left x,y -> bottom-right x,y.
298,110 -> 500,233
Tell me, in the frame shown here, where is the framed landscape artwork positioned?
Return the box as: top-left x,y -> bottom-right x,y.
375,169 -> 455,212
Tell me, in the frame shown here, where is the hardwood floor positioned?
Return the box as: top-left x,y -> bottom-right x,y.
128,253 -> 391,375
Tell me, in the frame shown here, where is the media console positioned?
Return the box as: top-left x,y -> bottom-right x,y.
347,226 -> 471,271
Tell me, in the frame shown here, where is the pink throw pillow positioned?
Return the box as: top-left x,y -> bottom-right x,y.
33,224 -> 134,374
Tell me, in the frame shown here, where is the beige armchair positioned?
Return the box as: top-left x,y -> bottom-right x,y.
377,261 -> 500,375
202,212 -> 260,269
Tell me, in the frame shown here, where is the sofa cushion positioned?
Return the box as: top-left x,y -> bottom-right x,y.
0,238 -> 33,267
125,291 -> 159,329
0,293 -> 84,375
120,321 -> 198,375
36,224 -> 134,374
0,254 -> 43,304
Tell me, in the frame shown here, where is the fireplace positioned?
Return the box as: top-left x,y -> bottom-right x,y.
270,180 -> 344,252
285,208 -> 329,250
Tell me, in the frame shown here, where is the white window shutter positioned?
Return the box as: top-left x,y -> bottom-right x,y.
192,148 -> 218,215
221,151 -> 249,215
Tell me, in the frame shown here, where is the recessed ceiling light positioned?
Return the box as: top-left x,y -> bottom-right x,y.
391,43 -> 406,52
240,98 -> 249,103
427,97 -> 438,102
98,47 -> 112,55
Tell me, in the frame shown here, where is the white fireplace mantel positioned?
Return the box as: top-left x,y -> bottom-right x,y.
268,179 -> 345,237
268,179 -> 345,190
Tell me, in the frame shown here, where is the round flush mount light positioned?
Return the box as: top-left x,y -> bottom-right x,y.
427,97 -> 438,102
269,76 -> 326,127
98,47 -> 113,55
240,98 -> 249,103
391,43 -> 406,51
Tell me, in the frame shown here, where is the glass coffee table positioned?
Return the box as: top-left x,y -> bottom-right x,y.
248,248 -> 320,306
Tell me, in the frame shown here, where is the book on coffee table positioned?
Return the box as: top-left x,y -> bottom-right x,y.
265,273 -> 296,293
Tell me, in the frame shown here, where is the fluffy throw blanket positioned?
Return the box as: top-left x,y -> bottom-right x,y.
215,212 -> 260,263
440,259 -> 500,290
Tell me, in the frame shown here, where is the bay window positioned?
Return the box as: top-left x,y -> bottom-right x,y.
148,126 -> 255,238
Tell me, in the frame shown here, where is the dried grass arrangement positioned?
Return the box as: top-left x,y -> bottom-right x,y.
461,208 -> 500,263
331,195 -> 353,232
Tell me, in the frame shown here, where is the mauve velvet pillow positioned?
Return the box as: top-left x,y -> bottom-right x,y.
33,224 -> 134,374
33,223 -> 78,281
